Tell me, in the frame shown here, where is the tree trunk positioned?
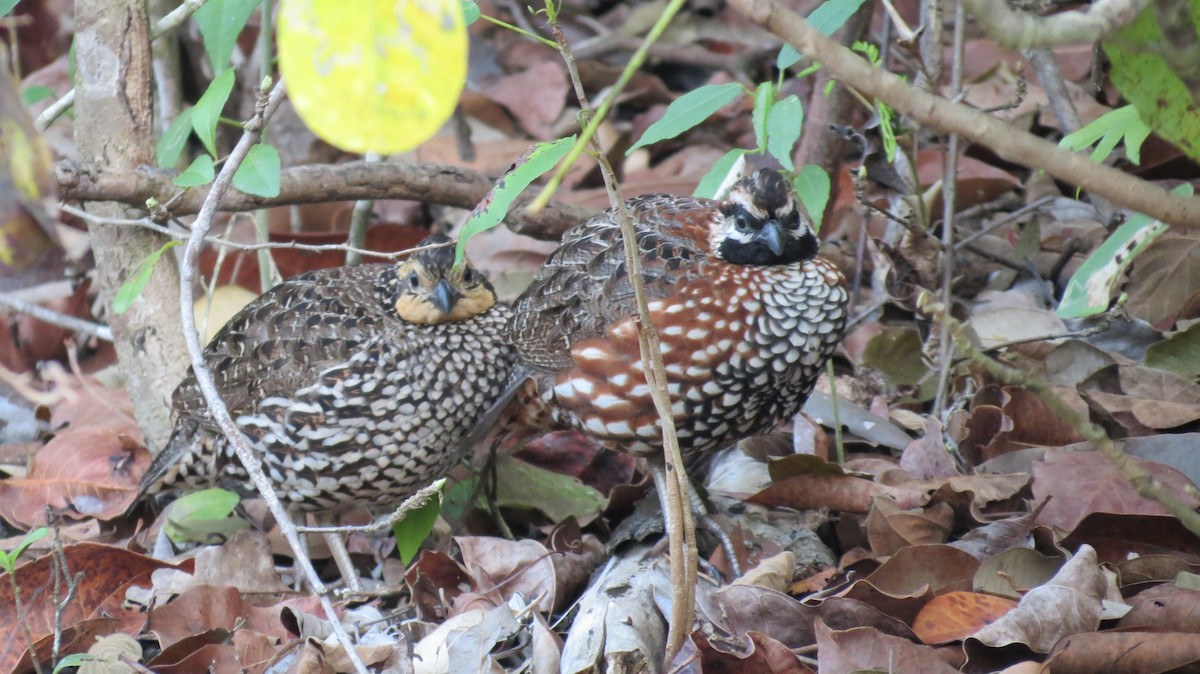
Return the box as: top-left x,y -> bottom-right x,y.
74,0 -> 187,449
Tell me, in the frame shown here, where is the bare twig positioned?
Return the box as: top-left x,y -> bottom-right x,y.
0,293 -> 113,341
297,480 -> 444,535
959,0 -> 1151,49
34,0 -> 209,130
54,159 -> 594,240
550,8 -> 696,662
726,0 -> 1200,228
528,0 -> 692,213
60,203 -> 456,261
932,1 -> 965,419
1022,47 -> 1115,224
175,79 -> 369,674
47,511 -> 80,667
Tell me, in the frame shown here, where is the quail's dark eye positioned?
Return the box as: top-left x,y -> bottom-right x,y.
734,210 -> 752,231
409,272 -> 420,289
463,268 -> 477,284
780,211 -> 801,230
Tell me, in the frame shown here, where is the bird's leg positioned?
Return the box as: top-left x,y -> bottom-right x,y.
315,512 -> 363,592
649,463 -> 744,578
293,512 -> 309,592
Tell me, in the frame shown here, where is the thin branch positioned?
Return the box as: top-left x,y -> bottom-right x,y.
1022,47 -> 1115,224
959,0 -> 1152,49
34,0 -> 209,131
727,0 -> 1200,228
528,0 -> 692,213
921,293 -> 1200,537
175,79 -> 369,674
932,1 -> 965,419
297,480 -> 444,535
54,159 -> 594,241
0,293 -> 113,342
61,203 -> 452,261
549,8 -> 697,662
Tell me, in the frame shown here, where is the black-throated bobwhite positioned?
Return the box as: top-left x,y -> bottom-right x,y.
505,168 -> 848,544
138,234 -> 518,585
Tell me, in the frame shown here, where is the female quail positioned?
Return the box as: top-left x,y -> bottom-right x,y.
139,234 -> 518,583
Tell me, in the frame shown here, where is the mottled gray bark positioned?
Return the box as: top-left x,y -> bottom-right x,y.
74,0 -> 188,449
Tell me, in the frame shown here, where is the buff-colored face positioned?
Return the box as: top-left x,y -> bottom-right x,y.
393,251 -> 496,325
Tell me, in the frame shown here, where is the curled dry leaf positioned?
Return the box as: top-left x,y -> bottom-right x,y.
898,418 -> 960,480
969,545 -> 1107,653
814,620 -> 961,674
865,498 -> 955,556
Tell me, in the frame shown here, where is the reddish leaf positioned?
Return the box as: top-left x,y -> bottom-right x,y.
912,591 -> 1018,644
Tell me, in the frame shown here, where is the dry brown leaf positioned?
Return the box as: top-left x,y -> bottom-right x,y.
0,430 -> 149,527
814,620 -> 961,674
969,545 -> 1106,653
1033,449 -> 1200,531
912,591 -> 1018,645
0,543 -> 176,672
865,498 -> 954,556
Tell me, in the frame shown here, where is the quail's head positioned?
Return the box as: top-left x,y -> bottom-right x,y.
394,234 -> 496,324
715,168 -> 818,266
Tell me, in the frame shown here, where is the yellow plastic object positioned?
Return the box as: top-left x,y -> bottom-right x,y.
278,0 -> 467,154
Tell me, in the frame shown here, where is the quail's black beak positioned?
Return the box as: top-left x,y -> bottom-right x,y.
755,220 -> 786,256
431,279 -> 461,314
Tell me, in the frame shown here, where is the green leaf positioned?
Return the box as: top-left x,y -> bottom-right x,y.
232,143 -> 281,197
1104,4 -> 1200,163
0,527 -> 48,573
1059,105 -> 1152,165
693,148 -> 746,200
1057,184 -> 1193,318
493,456 -> 605,522
194,0 -> 260,73
192,69 -> 236,158
1146,322 -> 1200,379
157,107 -> 194,168
765,95 -> 803,170
164,488 -> 247,544
392,481 -> 444,566
877,102 -> 897,162
751,82 -> 773,153
455,136 -> 576,266
627,82 -> 744,154
777,0 -> 871,69
21,85 -> 54,106
113,240 -> 183,315
461,0 -> 480,24
792,164 -> 831,228
52,654 -> 95,674
173,154 -> 215,188
0,0 -> 21,17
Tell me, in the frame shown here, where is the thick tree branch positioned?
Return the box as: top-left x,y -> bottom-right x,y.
728,0 -> 1200,228
75,0 -> 188,449
54,160 -> 594,241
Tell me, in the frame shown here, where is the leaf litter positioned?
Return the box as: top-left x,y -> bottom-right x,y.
2,0 -> 1200,672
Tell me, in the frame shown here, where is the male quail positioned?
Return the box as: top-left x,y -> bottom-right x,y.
139,234 -> 518,586
505,168 -> 849,551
